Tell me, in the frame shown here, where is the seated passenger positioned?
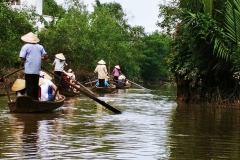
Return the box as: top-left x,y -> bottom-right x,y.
11,79 -> 26,96
61,72 -> 71,90
118,74 -> 126,86
39,71 -> 62,101
64,70 -> 78,92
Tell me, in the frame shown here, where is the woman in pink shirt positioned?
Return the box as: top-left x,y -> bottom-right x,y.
111,65 -> 122,84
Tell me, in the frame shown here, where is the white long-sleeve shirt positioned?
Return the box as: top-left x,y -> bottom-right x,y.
94,64 -> 107,79
52,58 -> 68,71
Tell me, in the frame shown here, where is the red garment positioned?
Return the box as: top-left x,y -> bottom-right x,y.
38,86 -> 41,100
61,75 -> 70,89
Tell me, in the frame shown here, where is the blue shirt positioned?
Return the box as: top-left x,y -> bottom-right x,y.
19,43 -> 46,74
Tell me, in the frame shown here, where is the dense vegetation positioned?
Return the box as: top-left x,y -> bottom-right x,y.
0,0 -> 171,82
159,0 -> 240,104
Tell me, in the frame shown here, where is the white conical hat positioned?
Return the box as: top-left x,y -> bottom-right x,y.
115,65 -> 120,69
98,60 -> 106,65
11,79 -> 25,91
119,74 -> 126,80
39,78 -> 45,85
55,53 -> 66,60
21,32 -> 40,43
44,72 -> 52,80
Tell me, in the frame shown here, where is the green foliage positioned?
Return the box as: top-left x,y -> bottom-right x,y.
43,0 -> 65,17
0,0 -> 172,82
140,32 -> 171,80
0,3 -> 34,68
39,0 -> 151,80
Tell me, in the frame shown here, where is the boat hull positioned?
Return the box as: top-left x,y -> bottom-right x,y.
8,96 -> 65,113
116,83 -> 131,89
59,88 -> 80,97
91,85 -> 116,93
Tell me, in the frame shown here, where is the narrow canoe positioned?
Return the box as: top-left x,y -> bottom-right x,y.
91,85 -> 116,93
116,83 -> 132,89
59,87 -> 80,97
8,95 -> 65,113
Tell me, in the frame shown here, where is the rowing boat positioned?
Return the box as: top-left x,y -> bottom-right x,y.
8,95 -> 65,113
59,87 -> 80,97
91,84 -> 116,93
115,83 -> 132,89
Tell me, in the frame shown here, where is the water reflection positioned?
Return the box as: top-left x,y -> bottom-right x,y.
7,113 -> 61,159
168,103 -> 240,159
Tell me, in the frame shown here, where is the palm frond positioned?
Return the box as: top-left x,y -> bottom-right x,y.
225,0 -> 240,43
214,37 -> 230,60
203,0 -> 213,17
214,0 -> 240,60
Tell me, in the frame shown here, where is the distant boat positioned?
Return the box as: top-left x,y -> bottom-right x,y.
91,84 -> 116,93
8,96 -> 65,113
115,83 -> 132,89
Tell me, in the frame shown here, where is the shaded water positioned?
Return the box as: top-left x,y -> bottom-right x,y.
0,85 -> 240,159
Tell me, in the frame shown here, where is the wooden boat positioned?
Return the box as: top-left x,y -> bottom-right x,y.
8,95 -> 65,113
91,84 -> 116,93
59,87 -> 80,97
115,83 -> 132,89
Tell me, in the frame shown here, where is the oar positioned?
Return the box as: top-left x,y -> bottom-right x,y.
42,67 -> 122,114
126,79 -> 147,89
76,81 -> 95,95
85,79 -> 98,85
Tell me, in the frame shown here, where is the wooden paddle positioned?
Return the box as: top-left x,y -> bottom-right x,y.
42,67 -> 122,114
126,79 -> 147,89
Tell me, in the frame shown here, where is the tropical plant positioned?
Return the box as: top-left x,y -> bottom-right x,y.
0,2 -> 34,69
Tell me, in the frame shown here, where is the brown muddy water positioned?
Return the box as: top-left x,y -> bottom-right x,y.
0,85 -> 240,159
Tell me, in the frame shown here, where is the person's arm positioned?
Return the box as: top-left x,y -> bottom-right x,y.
104,66 -> 108,75
52,59 -> 56,66
19,45 -> 26,61
42,54 -> 48,60
94,66 -> 98,73
119,69 -> 122,75
51,83 -> 62,99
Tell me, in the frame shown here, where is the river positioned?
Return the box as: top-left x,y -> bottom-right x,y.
0,85 -> 240,159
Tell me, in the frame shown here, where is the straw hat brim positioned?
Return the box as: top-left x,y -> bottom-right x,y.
42,72 -> 52,80
12,79 -> 25,91
39,78 -> 45,85
98,60 -> 106,65
115,65 -> 120,69
55,53 -> 66,60
21,32 -> 40,43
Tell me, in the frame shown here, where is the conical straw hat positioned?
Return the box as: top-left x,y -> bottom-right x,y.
115,65 -> 120,69
44,72 -> 52,80
39,78 -> 45,85
55,53 -> 66,60
98,60 -> 106,65
11,79 -> 25,91
21,32 -> 40,43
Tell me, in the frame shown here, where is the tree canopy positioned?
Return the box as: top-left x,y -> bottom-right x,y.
0,0 -> 171,83
159,0 -> 240,104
